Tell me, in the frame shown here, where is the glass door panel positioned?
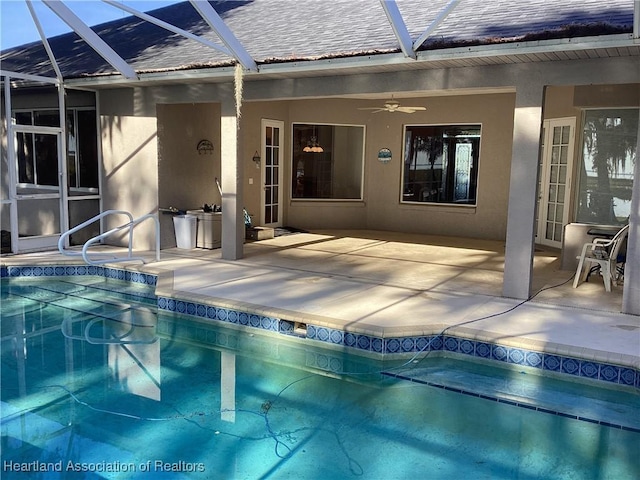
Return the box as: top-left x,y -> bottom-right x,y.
262,120 -> 284,227
537,118 -> 575,248
14,130 -> 64,250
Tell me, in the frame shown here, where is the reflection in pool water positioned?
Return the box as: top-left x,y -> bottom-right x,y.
1,277 -> 639,479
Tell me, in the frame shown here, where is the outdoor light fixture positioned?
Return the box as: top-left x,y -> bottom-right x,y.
252,150 -> 261,167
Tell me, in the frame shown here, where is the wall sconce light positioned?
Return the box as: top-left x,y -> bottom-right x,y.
252,151 -> 261,168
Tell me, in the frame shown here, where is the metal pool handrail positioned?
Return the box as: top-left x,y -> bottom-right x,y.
58,209 -> 160,265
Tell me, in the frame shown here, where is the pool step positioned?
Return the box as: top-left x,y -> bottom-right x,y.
382,360 -> 640,432
2,278 -> 158,344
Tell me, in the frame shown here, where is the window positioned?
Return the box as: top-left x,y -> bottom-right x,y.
14,108 -> 99,194
67,109 -> 99,193
402,125 -> 481,205
576,109 -> 638,224
292,123 -> 364,200
16,131 -> 58,186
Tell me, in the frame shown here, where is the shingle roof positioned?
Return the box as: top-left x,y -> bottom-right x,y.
1,0 -> 635,80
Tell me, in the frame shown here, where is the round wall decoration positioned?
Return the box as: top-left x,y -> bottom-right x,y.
378,148 -> 392,164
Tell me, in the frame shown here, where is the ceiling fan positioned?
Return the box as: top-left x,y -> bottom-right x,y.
358,99 -> 426,114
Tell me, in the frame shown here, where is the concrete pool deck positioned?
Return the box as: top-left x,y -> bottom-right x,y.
2,229 -> 638,369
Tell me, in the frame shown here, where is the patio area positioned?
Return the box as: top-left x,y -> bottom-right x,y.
2,229 -> 637,369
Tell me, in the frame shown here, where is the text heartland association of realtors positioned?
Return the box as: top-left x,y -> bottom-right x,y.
3,460 -> 206,473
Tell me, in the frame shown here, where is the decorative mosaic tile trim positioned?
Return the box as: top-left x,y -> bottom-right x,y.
1,264 -> 157,286
3,265 -> 637,391
155,317 -> 376,378
157,294 -> 640,391
381,371 -> 640,433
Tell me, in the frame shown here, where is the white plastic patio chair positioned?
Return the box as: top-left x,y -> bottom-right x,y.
572,224 -> 629,292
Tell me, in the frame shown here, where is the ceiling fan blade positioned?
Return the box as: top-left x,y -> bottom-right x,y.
396,106 -> 426,113
360,101 -> 426,113
359,107 -> 387,113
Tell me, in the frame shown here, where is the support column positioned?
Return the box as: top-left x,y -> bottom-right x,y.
622,110 -> 640,315
502,85 -> 545,299
220,96 -> 244,260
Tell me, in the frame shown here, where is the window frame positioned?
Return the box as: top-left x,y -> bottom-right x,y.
13,107 -> 100,195
290,122 -> 366,202
400,123 -> 482,207
574,107 -> 638,225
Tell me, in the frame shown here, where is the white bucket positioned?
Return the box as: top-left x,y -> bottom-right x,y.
173,215 -> 197,249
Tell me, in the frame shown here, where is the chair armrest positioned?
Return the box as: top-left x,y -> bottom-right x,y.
579,242 -> 597,256
592,237 -> 614,247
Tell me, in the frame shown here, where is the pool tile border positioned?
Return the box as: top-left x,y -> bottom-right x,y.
1,265 -> 157,286
381,371 -> 640,433
2,264 -> 638,391
154,294 -> 640,391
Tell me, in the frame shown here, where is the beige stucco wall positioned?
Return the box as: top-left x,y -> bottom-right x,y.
543,86 -> 579,119
149,94 -> 518,240
238,102 -> 289,226
157,103 -> 221,248
272,94 -> 516,240
100,114 -> 158,249
96,82 -> 637,248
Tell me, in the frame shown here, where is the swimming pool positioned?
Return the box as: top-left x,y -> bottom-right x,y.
1,276 -> 639,479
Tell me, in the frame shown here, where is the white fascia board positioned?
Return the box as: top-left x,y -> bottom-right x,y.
414,0 -> 461,51
188,0 -> 258,71
101,0 -> 233,56
61,34 -> 638,90
420,32 -> 638,60
26,0 -> 63,80
380,0 -> 416,59
42,0 -> 138,80
255,34 -> 638,72
1,70 -> 60,85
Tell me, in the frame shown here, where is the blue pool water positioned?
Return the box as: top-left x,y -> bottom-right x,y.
1,276 -> 639,479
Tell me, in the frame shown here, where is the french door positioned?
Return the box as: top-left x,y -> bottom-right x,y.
261,119 -> 284,227
537,118 -> 575,248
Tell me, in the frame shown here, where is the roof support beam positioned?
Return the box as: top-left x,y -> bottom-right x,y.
634,0 -> 639,39
101,0 -> 233,56
42,0 -> 138,79
414,0 -> 461,51
380,0 -> 416,59
188,0 -> 258,71
26,0 -> 63,80
0,69 -> 59,85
